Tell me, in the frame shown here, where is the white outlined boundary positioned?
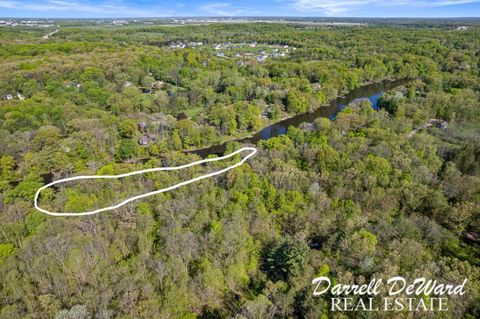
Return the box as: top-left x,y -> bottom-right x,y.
34,147 -> 257,217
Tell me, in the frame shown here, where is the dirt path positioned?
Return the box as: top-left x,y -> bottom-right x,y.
43,29 -> 59,39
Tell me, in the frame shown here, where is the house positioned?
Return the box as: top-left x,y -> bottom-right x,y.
437,121 -> 449,129
299,123 -> 315,132
169,42 -> 186,49
16,93 -> 25,100
256,55 -> 268,62
20,20 -> 37,27
148,134 -> 158,142
138,135 -> 149,146
151,81 -> 165,90
176,112 -> 188,121
5,93 -> 13,100
137,122 -> 147,132
112,20 -> 128,25
312,83 -> 322,92
65,82 -> 81,89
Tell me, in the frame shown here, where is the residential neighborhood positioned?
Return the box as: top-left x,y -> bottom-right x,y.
167,40 -> 294,62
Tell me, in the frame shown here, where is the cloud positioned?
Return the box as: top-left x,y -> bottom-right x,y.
292,0 -> 372,14
199,2 -> 251,16
200,2 -> 232,15
0,0 -> 173,17
289,0 -> 480,15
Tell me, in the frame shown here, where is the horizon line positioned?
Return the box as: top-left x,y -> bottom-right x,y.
1,16 -> 480,19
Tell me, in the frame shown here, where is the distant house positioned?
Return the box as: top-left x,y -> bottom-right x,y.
151,80 -> 165,90
426,118 -> 448,130
437,121 -> 449,129
138,135 -> 149,146
176,112 -> 188,121
65,82 -> 81,89
112,20 -> 128,25
5,93 -> 13,100
299,123 -> 315,131
137,122 -> 147,132
257,55 -> 268,62
17,93 -> 25,100
312,83 -> 322,92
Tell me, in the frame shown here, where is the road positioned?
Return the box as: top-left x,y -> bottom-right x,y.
43,29 -> 59,39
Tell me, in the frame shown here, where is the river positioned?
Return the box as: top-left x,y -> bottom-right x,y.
188,78 -> 411,157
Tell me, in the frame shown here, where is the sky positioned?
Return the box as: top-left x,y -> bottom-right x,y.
0,0 -> 479,18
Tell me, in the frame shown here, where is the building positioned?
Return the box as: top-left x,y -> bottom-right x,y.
312,83 -> 322,92
176,112 -> 188,121
112,20 -> 128,25
138,135 -> 149,146
137,122 -> 147,132
257,55 -> 268,62
20,20 -> 37,27
437,121 -> 449,129
65,82 -> 81,89
148,134 -> 158,143
151,81 -> 165,90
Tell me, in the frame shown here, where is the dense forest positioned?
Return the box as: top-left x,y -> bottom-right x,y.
0,21 -> 480,318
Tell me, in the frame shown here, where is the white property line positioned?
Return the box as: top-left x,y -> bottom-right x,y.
34,147 -> 257,217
